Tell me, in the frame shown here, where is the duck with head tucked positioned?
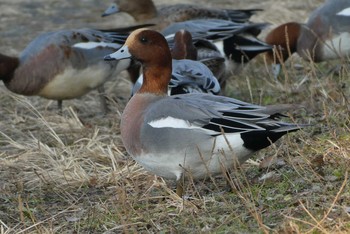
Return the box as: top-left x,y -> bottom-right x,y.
104,29 -> 307,197
162,19 -> 273,88
265,0 -> 350,78
102,0 -> 260,29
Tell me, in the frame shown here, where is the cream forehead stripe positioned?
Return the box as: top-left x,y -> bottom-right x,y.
125,28 -> 151,46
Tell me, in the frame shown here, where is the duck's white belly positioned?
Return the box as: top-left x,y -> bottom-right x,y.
39,66 -> 108,99
133,134 -> 253,180
39,59 -> 130,100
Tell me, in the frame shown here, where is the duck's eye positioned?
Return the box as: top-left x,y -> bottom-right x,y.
140,37 -> 148,43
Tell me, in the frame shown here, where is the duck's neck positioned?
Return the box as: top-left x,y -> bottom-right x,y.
139,63 -> 171,95
0,53 -> 19,82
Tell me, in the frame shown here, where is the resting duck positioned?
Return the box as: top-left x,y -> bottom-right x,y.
0,27 -> 141,112
132,30 -> 221,96
104,29 -> 306,196
265,0 -> 350,77
162,19 -> 273,87
102,0 -> 261,30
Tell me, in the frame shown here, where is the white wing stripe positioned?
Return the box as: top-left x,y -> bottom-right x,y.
336,7 -> 350,16
148,116 -> 199,129
148,116 -> 217,134
73,42 -> 121,49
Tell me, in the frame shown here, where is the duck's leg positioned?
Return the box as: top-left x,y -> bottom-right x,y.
97,86 -> 110,114
57,100 -> 63,114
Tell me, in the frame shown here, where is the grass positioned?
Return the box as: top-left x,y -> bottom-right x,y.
1,53 -> 350,233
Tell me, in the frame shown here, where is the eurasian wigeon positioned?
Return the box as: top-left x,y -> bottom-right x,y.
162,19 -> 273,88
104,29 -> 306,196
265,0 -> 350,77
132,30 -> 221,95
0,27 -> 137,112
102,0 -> 261,30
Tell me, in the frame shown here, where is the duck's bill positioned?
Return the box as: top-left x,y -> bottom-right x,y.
104,45 -> 132,61
101,3 -> 119,17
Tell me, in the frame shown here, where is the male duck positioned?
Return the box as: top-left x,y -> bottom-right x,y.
104,29 -> 305,196
0,28 -> 135,112
265,0 -> 350,77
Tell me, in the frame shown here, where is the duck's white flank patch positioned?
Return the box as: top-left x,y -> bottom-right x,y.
73,42 -> 121,49
337,7 -> 350,16
148,116 -> 216,134
148,116 -> 198,129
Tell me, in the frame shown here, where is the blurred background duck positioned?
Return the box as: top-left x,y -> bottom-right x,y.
0,25 -> 150,113
265,0 -> 350,78
162,19 -> 273,89
101,0 -> 260,29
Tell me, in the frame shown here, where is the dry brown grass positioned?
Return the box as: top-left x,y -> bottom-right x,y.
1,0 -> 350,233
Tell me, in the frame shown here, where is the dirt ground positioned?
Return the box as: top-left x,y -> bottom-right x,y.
1,0 -> 349,233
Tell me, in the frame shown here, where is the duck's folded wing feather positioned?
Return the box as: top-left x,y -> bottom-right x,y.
144,94 -> 300,137
169,59 -> 220,94
163,19 -> 270,45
